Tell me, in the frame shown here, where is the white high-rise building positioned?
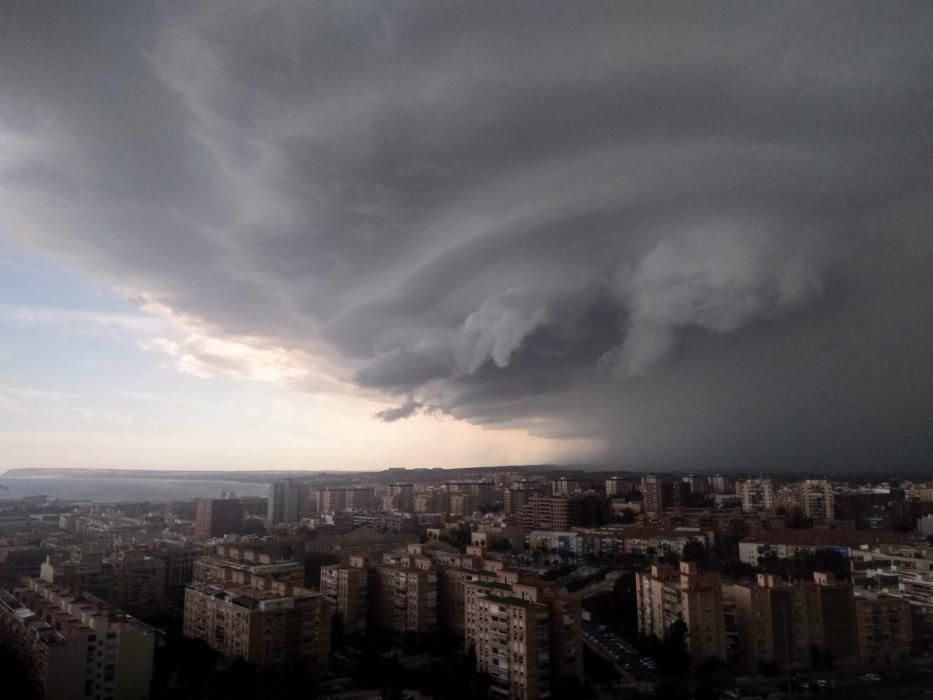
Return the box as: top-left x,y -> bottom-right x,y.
737,479 -> 775,512
800,480 -> 835,522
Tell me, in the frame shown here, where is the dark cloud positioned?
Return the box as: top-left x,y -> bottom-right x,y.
1,1 -> 932,469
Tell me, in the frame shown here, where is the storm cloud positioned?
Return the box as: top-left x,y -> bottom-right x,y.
1,2 -> 932,469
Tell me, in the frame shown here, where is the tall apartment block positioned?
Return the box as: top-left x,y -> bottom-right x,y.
0,579 -> 155,700
737,479 -> 775,513
504,487 -> 531,515
386,483 -> 415,512
636,562 -> 727,660
436,566 -> 502,639
448,492 -> 478,517
415,492 -> 448,513
149,542 -> 199,604
465,577 -> 583,700
519,496 -> 572,530
183,577 -> 332,672
473,593 -> 550,700
346,487 -> 376,512
709,475 -> 734,494
546,594 -> 584,681
320,563 -> 369,636
551,477 -> 580,496
800,479 -> 835,522
605,477 -> 634,497
855,593 -> 912,664
195,497 -> 244,540
732,572 -> 859,673
640,476 -> 674,517
518,495 -> 609,529
446,481 -> 496,508
317,486 -> 376,513
684,475 -> 710,495
267,480 -> 306,525
372,565 -> 437,638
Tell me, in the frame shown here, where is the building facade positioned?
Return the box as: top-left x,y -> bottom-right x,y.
637,562 -> 727,660
737,479 -> 775,513
195,498 -> 244,540
184,579 -> 332,672
320,563 -> 368,636
0,579 -> 155,700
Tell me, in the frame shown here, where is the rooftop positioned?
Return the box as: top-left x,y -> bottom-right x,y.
742,529 -> 916,547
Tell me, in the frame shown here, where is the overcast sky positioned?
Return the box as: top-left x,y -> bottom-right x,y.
1,2 -> 931,471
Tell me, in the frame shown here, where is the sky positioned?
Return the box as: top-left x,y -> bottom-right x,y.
1,2 -> 932,472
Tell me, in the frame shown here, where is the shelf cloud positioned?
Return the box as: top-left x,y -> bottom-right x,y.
2,2 -> 932,469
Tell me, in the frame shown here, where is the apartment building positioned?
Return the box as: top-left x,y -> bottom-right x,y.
520,493 -> 613,531
544,593 -> 584,681
346,487 -> 377,512
527,531 -> 584,559
183,578 -> 332,671
195,498 -> 243,540
464,575 -> 582,700
317,487 -> 347,514
386,483 -> 415,512
504,487 -> 531,515
437,567 -> 497,638
448,492 -> 479,517
320,563 -> 368,636
0,579 -> 155,700
709,475 -> 734,495
738,528 -> 915,566
551,478 -> 580,496
737,479 -> 775,513
605,477 -> 634,497
800,479 -> 835,522
855,593 -> 912,664
192,554 -> 305,588
414,492 -> 448,514
519,496 -> 571,530
636,562 -> 727,660
266,480 -> 306,525
684,475 -> 710,495
473,594 -> 550,700
640,476 -> 674,517
446,481 -> 496,508
372,565 -> 437,638
149,542 -> 199,602
731,572 -> 859,673
40,551 -> 166,618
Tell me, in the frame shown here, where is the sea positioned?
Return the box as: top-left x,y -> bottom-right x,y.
0,477 -> 271,503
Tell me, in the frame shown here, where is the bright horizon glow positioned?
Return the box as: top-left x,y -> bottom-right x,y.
0,244 -> 601,471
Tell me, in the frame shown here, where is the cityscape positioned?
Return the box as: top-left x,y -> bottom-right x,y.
2,468 -> 933,699
2,2 -> 933,700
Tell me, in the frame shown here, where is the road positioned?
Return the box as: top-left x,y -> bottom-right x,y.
582,620 -> 658,694
731,657 -> 933,699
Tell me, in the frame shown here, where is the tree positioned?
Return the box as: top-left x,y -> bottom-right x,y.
682,541 -> 708,567
303,551 -> 339,587
331,612 -> 345,649
487,538 -> 512,552
694,657 -> 731,700
449,523 -> 472,552
658,617 -> 691,677
656,679 -> 690,700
